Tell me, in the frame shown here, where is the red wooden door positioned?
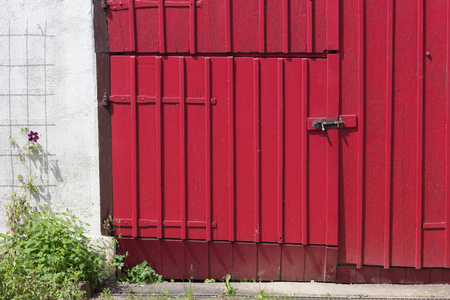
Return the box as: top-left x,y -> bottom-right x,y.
106,0 -> 342,281
110,55 -> 341,247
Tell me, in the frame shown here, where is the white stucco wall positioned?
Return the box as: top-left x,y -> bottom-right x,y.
0,1 -> 101,237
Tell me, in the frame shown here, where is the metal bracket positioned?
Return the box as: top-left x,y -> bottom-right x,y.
312,118 -> 344,131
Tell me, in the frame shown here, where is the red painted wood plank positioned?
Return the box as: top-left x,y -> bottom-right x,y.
259,0 -> 265,53
257,244 -> 281,281
158,0 -> 165,52
380,268 -> 406,284
306,0 -> 313,52
405,268 -> 430,284
384,0 -> 394,269
210,242 -> 233,280
390,0 -> 418,268
128,0 -> 136,51
446,0 -> 450,269
130,56 -> 138,238
228,57 -> 235,242
277,58 -> 284,243
430,269 -> 444,284
326,54 -> 339,246
162,240 -> 186,279
118,238 -> 162,274
415,0 -> 424,270
254,58 -> 261,243
336,265 -> 356,283
356,0 -> 365,269
225,0 -> 231,52
301,59 -> 308,245
324,247 -> 338,282
326,0 -> 339,51
189,0 -> 195,53
185,241 -> 209,279
422,222 -> 446,229
281,244 -> 305,281
205,57 -> 212,242
233,243 -> 257,280
110,95 -> 217,104
179,57 -> 186,240
443,269 -> 450,284
156,57 -> 163,239
356,266 -> 381,283
304,246 -> 326,282
282,0 -> 289,53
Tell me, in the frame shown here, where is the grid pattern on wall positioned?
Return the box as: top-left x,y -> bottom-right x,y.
0,21 -> 56,197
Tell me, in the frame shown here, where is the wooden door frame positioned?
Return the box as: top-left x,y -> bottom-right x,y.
94,0 -> 114,236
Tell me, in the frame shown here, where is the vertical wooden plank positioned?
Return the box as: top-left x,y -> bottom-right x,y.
306,0 -> 313,52
326,54 -> 339,246
301,59 -> 308,245
97,53 -> 112,236
415,0 -> 424,270
179,57 -> 186,240
277,58 -> 284,243
93,0 -> 110,54
228,57 -> 235,241
326,0 -> 340,51
156,56 -> 163,238
205,57 -> 212,241
158,0 -> 165,53
189,0 -> 196,53
283,0 -> 289,54
259,0 -> 265,53
129,0 -> 136,51
130,56 -> 138,237
254,58 -> 261,243
446,0 -> 450,269
384,0 -> 394,269
94,0 -> 112,236
356,0 -> 365,269
225,0 -> 232,52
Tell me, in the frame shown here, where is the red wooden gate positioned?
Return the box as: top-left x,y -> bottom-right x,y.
98,0 -> 450,283
110,54 -> 342,280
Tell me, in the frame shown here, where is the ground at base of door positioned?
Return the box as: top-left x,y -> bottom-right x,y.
92,282 -> 450,299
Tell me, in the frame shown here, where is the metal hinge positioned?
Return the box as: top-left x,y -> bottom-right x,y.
312,118 -> 344,131
101,92 -> 110,106
101,0 -> 108,9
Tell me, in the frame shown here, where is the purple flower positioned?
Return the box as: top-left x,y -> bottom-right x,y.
28,131 -> 39,142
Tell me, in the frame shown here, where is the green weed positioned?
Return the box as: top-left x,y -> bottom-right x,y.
225,274 -> 236,296
117,261 -> 163,284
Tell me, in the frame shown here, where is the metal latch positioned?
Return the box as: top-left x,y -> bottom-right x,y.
312,118 -> 344,131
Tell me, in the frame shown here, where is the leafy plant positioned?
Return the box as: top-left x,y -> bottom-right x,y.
117,261 -> 163,284
161,289 -> 170,296
0,128 -> 123,299
225,274 -> 236,296
100,287 -> 113,300
204,278 -> 216,283
255,289 -> 265,300
0,206 -> 121,299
